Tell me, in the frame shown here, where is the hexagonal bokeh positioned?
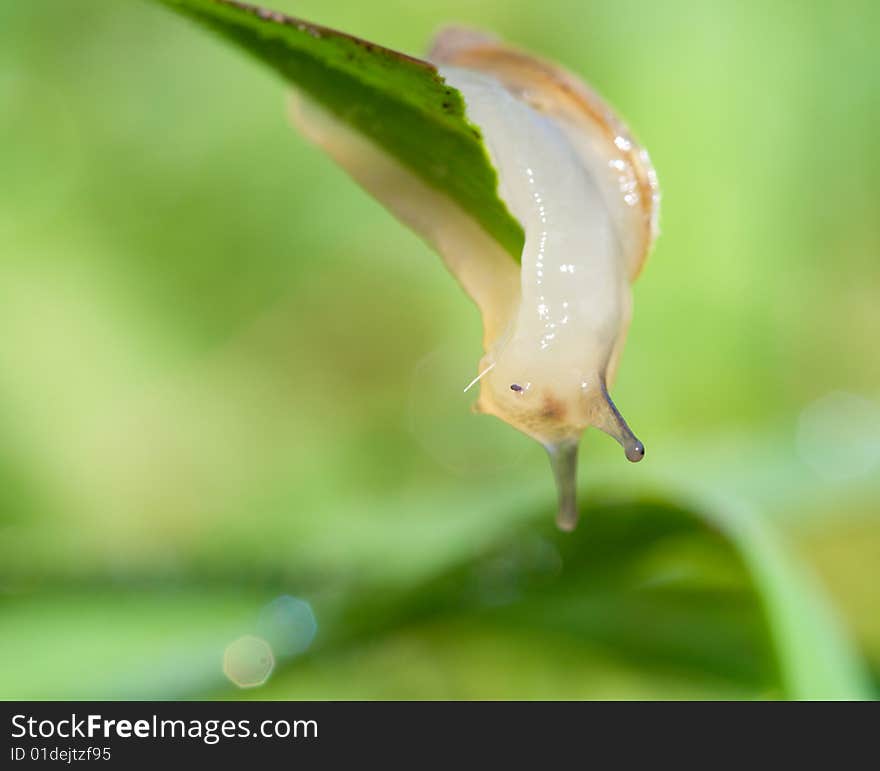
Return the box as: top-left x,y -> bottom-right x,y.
223,635 -> 275,689
256,595 -> 318,659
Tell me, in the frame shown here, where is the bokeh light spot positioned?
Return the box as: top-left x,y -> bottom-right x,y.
473,536 -> 563,606
223,635 -> 274,688
256,595 -> 318,660
796,391 -> 880,481
408,343 -> 529,475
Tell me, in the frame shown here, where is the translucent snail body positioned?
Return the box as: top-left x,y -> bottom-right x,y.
289,29 -> 659,530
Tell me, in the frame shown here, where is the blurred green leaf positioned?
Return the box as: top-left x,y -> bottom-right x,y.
3,497 -> 869,699
285,496 -> 868,700
686,495 -> 871,699
151,0 -> 524,258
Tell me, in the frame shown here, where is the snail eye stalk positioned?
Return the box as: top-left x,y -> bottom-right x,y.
510,384 -> 523,392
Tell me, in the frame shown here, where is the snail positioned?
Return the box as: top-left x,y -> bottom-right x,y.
289,28 -> 659,530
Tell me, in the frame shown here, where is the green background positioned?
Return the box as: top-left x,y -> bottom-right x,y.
0,0 -> 877,699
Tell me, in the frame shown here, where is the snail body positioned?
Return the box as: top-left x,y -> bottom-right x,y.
289,30 -> 659,530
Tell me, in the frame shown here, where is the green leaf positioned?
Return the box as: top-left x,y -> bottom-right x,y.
150,0 -> 524,260
2,497 -> 869,699
694,494 -> 872,699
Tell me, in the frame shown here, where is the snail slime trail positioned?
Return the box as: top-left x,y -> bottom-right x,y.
289,30 -> 659,531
